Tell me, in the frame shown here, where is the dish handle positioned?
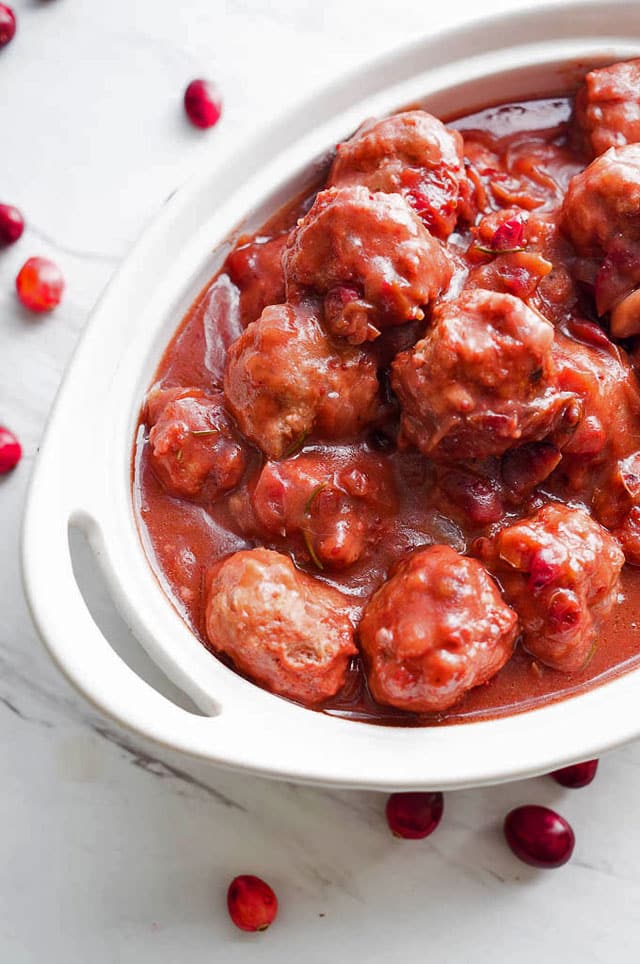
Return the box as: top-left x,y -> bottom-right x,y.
21,469 -> 229,761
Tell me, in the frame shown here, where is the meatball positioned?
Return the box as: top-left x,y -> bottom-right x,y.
562,144 -> 640,257
562,144 -> 640,313
553,328 -> 640,469
146,387 -> 245,499
223,300 -> 380,459
225,233 -> 287,328
477,504 -> 624,673
359,545 -> 518,713
391,289 -> 578,461
283,186 -> 452,344
250,449 -> 397,570
329,110 -> 468,239
575,59 -> 640,157
205,548 -> 356,705
552,329 -> 640,559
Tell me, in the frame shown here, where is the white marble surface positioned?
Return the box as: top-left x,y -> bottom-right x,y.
2,0 -> 640,960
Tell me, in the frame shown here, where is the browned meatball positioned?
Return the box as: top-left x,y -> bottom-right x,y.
359,545 -> 518,713
146,387 -> 245,499
329,110 -> 468,239
391,289 -> 578,461
575,59 -> 640,157
477,504 -> 624,673
553,329 -> 640,560
205,548 -> 356,705
223,300 -> 380,459
283,186 -> 452,344
563,144 -> 640,257
250,449 -> 397,570
562,144 -> 640,314
554,328 -> 640,470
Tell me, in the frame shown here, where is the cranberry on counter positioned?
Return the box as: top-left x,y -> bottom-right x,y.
16,257 -> 64,312
0,204 -> 24,245
386,792 -> 444,839
0,426 -> 21,473
227,875 -> 278,932
504,805 -> 575,868
0,4 -> 16,48
184,79 -> 222,129
551,759 -> 599,788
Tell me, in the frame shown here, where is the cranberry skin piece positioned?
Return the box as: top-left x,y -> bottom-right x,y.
550,759 -> 599,788
184,79 -> 222,129
491,216 -> 525,251
386,791 -> 444,839
0,4 -> 16,48
227,875 -> 278,932
0,426 -> 21,473
16,257 -> 65,312
0,204 -> 24,245
504,805 -> 575,868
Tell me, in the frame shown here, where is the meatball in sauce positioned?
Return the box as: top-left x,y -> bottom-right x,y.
223,299 -> 381,459
283,185 -> 451,343
205,548 -> 356,705
391,289 -> 578,461
359,545 -> 518,713
476,504 -> 624,673
329,110 -> 469,238
134,65 -> 640,725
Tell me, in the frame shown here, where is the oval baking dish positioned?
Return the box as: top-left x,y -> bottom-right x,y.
22,1 -> 640,790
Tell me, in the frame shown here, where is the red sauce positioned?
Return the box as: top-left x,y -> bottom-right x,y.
133,92 -> 640,725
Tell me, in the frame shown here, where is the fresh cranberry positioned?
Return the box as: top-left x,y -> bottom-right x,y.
550,759 -> 599,788
386,791 -> 444,839
184,79 -> 222,129
504,805 -> 575,868
0,204 -> 24,245
16,257 -> 65,312
227,875 -> 278,932
0,4 -> 15,47
0,426 -> 21,473
491,216 -> 525,251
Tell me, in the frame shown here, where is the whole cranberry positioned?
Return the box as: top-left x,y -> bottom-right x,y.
0,426 -> 22,473
0,4 -> 16,48
550,759 -> 599,788
16,257 -> 65,312
0,204 -> 24,245
504,805 -> 575,869
227,875 -> 278,932
386,791 -> 444,839
184,79 -> 222,129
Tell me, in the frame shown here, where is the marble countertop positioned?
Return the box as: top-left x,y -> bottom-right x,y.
2,0 -> 639,960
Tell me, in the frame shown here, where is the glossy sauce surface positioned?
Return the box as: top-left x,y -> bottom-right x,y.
134,94 -> 640,725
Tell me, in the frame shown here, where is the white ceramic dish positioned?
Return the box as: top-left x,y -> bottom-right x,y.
22,1 -> 640,790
